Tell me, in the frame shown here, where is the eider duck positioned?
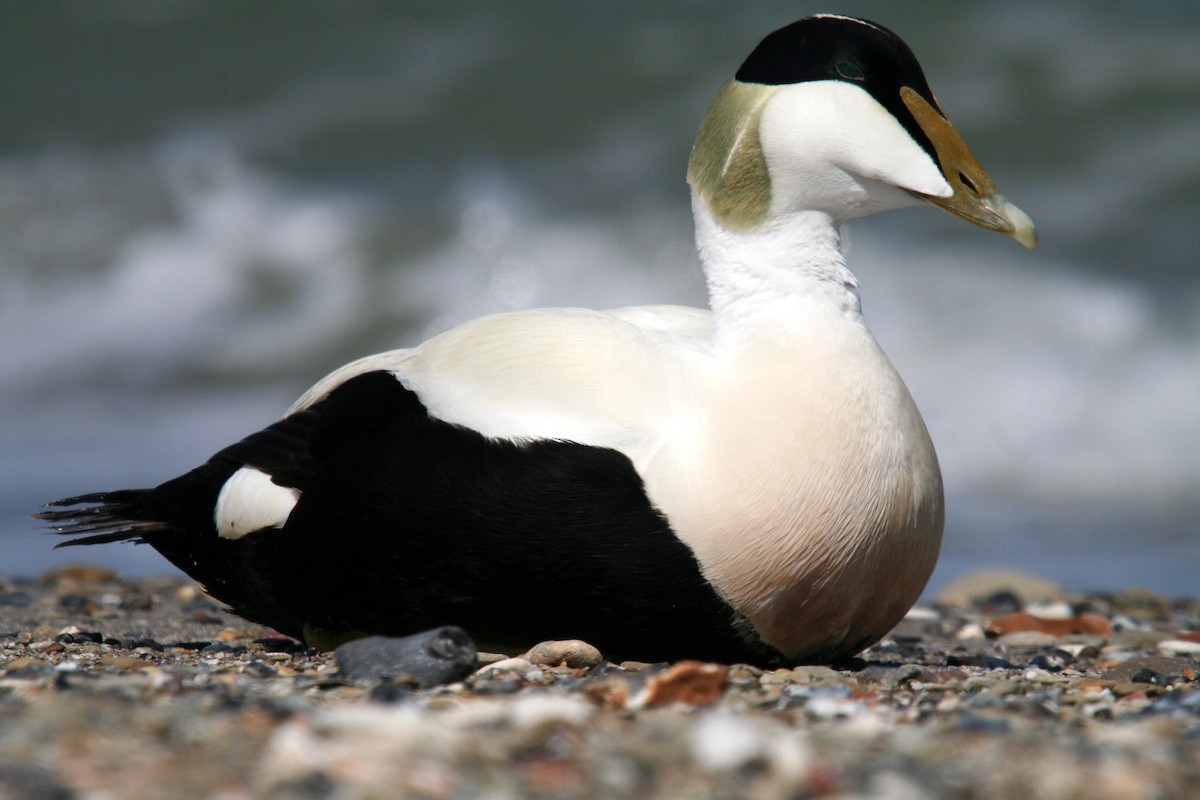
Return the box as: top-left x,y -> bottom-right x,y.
38,15 -> 1036,665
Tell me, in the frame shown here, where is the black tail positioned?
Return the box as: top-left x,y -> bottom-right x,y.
36,458 -> 235,549
36,489 -> 180,546
32,372 -> 420,642
34,463 -> 302,640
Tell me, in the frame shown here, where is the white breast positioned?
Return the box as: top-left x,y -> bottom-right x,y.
646,318 -> 943,657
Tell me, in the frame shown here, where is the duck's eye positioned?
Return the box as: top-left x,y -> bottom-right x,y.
835,60 -> 865,81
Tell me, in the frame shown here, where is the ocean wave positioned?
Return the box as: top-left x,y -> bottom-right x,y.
4,142 -> 1196,513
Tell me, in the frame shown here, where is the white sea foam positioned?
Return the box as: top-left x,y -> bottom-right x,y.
852,236 -> 1200,506
0,143 -> 370,389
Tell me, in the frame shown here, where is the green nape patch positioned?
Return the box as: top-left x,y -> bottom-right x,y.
686,80 -> 781,229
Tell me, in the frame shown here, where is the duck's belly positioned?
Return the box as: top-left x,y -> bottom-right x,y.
646,337 -> 944,661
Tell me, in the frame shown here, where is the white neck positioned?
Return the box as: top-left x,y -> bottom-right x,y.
692,192 -> 863,349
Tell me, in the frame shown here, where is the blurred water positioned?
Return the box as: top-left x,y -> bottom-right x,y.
2,2 -> 1197,595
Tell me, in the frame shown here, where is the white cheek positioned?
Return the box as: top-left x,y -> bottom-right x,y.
214,467 -> 300,540
758,81 -> 950,215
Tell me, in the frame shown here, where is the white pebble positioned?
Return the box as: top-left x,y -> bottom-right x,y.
1110,614 -> 1149,633
1026,600 -> 1074,619
955,622 -> 986,641
509,694 -> 592,733
999,631 -> 1058,647
689,713 -> 817,785
903,606 -> 940,621
689,713 -> 765,771
1157,639 -> 1200,656
805,695 -> 863,719
475,657 -> 543,681
935,694 -> 961,713
1023,668 -> 1070,684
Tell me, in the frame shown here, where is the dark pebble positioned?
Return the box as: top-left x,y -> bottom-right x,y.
54,630 -> 104,645
831,655 -> 869,671
1128,667 -> 1187,687
0,767 -> 74,800
1026,651 -> 1071,671
254,636 -> 307,654
858,663 -> 923,689
369,678 -> 418,703
119,591 -> 154,612
979,590 -> 1023,614
57,594 -> 91,610
6,662 -> 55,679
1146,691 -> 1200,717
243,661 -> 277,678
0,591 -> 33,608
293,772 -> 339,797
335,626 -> 477,688
53,672 -> 87,691
959,712 -> 1011,733
215,691 -> 247,711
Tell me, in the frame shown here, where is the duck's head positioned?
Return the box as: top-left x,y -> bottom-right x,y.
687,15 -> 1036,248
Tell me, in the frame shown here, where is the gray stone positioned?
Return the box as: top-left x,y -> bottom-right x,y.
335,627 -> 477,688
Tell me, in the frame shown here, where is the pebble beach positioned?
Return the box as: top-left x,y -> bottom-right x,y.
1,566 -> 1197,800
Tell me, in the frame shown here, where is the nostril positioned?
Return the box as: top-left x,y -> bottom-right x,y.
959,172 -> 980,196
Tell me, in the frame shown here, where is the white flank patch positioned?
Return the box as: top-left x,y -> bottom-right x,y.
214,467 -> 300,539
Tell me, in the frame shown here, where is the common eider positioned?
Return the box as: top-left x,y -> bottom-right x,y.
38,15 -> 1036,665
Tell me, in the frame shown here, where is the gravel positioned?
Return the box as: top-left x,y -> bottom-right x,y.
1,565 -> 1197,799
